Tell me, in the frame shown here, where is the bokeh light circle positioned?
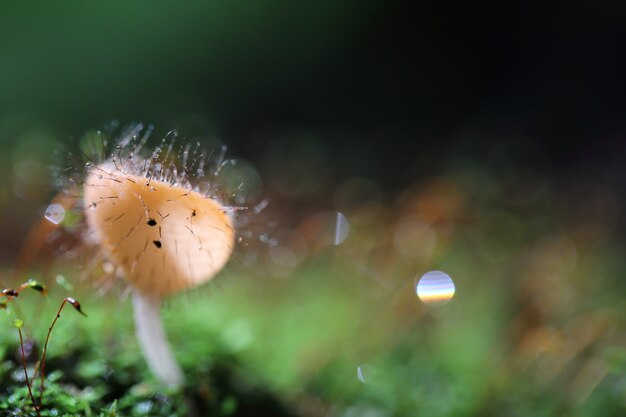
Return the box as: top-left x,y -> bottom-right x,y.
416,270 -> 455,306
44,203 -> 65,225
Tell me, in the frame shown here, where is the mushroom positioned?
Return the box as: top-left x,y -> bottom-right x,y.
83,158 -> 235,387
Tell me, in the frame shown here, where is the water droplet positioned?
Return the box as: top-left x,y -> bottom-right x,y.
334,212 -> 350,245
357,364 -> 376,383
44,204 -> 65,225
416,271 -> 455,306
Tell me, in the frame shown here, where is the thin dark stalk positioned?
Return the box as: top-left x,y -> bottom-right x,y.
38,297 -> 86,406
18,327 -> 41,417
38,300 -> 65,405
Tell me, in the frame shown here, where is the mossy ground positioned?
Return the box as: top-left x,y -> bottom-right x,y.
2,256 -> 626,416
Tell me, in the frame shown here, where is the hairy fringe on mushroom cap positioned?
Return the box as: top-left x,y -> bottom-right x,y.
25,123 -> 248,299
81,124 -> 240,298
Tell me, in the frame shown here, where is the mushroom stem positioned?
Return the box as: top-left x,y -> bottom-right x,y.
132,291 -> 184,387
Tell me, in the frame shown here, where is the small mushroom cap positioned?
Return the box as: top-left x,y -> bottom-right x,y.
83,163 -> 235,298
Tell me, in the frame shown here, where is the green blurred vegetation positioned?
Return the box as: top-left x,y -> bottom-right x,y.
2,155 -> 626,415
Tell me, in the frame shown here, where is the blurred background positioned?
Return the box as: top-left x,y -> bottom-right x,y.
1,2 -> 626,416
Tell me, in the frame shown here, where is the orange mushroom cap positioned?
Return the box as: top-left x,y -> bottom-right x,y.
83,162 -> 235,298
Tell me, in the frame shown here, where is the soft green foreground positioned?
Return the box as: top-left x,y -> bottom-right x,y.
2,248 -> 626,416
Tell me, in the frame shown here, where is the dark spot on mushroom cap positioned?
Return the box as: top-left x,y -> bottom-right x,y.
153,240 -> 162,248
147,218 -> 157,226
